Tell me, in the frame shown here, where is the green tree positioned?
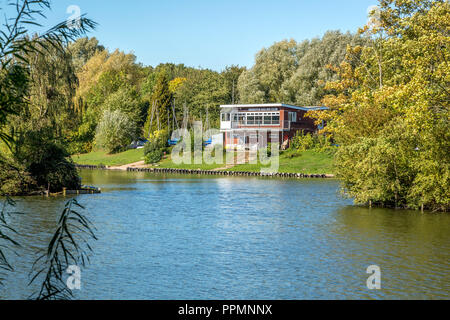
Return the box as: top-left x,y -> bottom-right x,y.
15,128 -> 81,193
237,33 -> 366,106
143,71 -> 172,136
222,65 -> 246,104
95,109 -> 137,154
0,0 -> 95,194
311,0 -> 449,211
68,37 -> 105,71
237,69 -> 266,104
175,69 -> 229,129
284,31 -> 367,105
102,87 -> 145,132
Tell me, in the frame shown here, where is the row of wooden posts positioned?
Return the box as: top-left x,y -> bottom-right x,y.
75,165 -> 333,179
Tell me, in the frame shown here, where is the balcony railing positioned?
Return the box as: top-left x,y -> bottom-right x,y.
228,120 -> 291,130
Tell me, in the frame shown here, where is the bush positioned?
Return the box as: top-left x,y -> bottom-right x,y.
290,131 -> 334,153
14,129 -> 81,193
0,157 -> 37,195
144,130 -> 169,153
95,109 -> 137,154
145,149 -> 164,164
144,129 -> 168,164
336,118 -> 449,211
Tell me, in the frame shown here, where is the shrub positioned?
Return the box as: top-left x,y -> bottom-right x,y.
144,129 -> 169,155
14,129 -> 81,193
145,149 -> 164,164
0,157 -> 37,195
144,129 -> 169,164
291,131 -> 334,153
95,109 -> 137,154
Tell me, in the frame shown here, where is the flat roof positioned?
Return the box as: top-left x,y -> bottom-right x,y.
220,103 -> 328,111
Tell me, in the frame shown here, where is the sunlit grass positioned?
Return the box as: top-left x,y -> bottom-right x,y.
71,148 -> 335,174
71,149 -> 145,166
157,152 -> 228,170
229,150 -> 335,174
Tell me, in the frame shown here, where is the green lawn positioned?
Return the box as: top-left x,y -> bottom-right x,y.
72,148 -> 335,174
159,149 -> 334,174
228,150 -> 334,174
72,149 -> 145,166
157,153 -> 228,170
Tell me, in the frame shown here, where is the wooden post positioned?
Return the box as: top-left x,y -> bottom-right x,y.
63,188 -> 66,197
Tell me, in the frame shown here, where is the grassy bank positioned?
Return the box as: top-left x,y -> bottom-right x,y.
157,155 -> 227,171
228,149 -> 334,174
73,148 -> 334,174
72,149 -> 144,166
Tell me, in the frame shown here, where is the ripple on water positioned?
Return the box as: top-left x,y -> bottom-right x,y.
1,170 -> 449,300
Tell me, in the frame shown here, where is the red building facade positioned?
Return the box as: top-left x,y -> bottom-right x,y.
220,104 -> 327,149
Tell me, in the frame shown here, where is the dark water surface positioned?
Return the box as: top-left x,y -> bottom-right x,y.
1,170 -> 449,299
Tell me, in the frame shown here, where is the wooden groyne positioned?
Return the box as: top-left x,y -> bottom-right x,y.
75,164 -> 107,170
126,167 -> 334,179
75,164 -> 334,179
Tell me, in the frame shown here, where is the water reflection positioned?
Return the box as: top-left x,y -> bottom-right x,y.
330,206 -> 450,299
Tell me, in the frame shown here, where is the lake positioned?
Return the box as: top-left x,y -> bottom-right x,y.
1,169 -> 449,299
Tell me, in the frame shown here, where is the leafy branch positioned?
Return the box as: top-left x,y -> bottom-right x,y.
29,199 -> 97,300
0,0 -> 97,147
0,197 -> 21,286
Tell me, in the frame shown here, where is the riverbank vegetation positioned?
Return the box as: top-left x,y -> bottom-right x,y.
1,0 -> 447,211
0,0 -> 95,195
229,150 -> 334,174
72,149 -> 145,167
308,0 -> 449,211
0,0 -> 97,300
72,146 -> 335,174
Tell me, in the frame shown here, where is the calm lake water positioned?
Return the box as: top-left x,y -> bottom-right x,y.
1,169 -> 449,300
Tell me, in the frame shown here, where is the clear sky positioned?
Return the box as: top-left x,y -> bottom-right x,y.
37,0 -> 376,71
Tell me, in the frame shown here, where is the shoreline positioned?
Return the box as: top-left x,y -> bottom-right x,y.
75,164 -> 336,179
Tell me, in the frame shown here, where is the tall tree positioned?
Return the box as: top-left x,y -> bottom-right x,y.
69,37 -> 105,71
143,71 -> 172,136
222,65 -> 246,104
237,34 -> 366,106
310,0 -> 449,211
0,0 -> 95,149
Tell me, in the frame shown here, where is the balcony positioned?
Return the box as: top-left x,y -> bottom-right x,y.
222,120 -> 291,130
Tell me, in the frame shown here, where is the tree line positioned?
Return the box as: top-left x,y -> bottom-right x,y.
309,0 -> 449,212
0,0 -> 448,211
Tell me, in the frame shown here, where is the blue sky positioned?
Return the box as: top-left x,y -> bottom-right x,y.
30,0 -> 376,71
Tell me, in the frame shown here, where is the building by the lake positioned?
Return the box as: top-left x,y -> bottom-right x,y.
219,103 -> 327,150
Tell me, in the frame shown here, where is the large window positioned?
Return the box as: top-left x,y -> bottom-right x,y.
221,113 -> 231,121
288,112 -> 297,123
233,112 -> 280,126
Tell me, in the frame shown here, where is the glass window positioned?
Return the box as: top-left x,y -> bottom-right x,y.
272,116 -> 280,125
289,112 -> 297,122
